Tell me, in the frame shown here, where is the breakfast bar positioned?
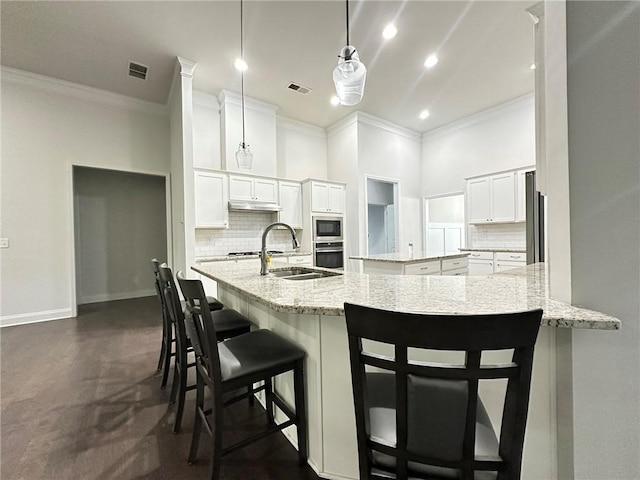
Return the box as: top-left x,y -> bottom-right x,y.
193,259 -> 620,480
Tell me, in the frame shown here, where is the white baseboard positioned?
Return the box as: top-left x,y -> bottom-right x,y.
0,308 -> 73,328
79,288 -> 155,305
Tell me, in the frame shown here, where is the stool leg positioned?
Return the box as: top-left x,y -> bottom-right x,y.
169,361 -> 179,405
210,403 -> 223,480
173,357 -> 188,434
294,359 -> 307,466
265,378 -> 275,425
156,324 -> 166,371
248,385 -> 255,406
160,327 -> 173,389
188,371 -> 205,465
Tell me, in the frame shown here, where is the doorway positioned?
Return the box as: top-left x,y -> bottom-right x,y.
365,176 -> 399,255
73,166 -> 168,305
423,192 -> 465,256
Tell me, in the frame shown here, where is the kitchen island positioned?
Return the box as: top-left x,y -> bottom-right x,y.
192,259 -> 620,480
350,251 -> 470,276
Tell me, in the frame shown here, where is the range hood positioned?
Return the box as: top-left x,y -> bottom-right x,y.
228,200 -> 282,212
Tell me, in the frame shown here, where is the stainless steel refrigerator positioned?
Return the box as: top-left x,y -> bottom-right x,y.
526,171 -> 545,264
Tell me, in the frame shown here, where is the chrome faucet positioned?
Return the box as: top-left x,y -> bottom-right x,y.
260,222 -> 300,275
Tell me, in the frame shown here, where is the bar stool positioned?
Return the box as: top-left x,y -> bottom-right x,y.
344,302 -> 542,480
151,258 -> 225,390
176,272 -> 307,480
158,264 -> 252,433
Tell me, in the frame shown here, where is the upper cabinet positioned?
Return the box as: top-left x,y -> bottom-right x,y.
467,169 -> 533,224
310,181 -> 345,214
467,172 -> 515,223
278,180 -> 303,228
194,170 -> 228,228
229,174 -> 277,203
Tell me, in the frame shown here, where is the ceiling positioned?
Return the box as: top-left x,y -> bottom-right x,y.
1,1 -> 536,133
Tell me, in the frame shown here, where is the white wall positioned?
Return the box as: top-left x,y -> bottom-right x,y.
358,116 -> 423,256
193,91 -> 221,170
74,167 -> 166,304
276,117 -> 327,180
0,69 -> 170,326
421,94 -> 535,196
565,2 -> 640,479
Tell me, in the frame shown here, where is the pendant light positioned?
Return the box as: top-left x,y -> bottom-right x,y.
235,0 -> 253,169
332,0 -> 367,106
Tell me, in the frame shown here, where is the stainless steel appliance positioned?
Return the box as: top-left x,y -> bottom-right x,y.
313,216 -> 343,242
314,241 -> 344,269
526,171 -> 545,264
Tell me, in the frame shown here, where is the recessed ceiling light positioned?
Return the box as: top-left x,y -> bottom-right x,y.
530,63 -> 536,70
234,58 -> 248,71
419,109 -> 430,120
330,96 -> 341,106
382,23 -> 397,40
424,54 -> 439,69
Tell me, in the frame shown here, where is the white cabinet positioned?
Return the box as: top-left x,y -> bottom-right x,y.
278,181 -> 303,228
311,181 -> 345,214
194,171 -> 228,228
466,172 -> 516,224
287,254 -> 313,266
494,251 -> 527,273
467,251 -> 494,275
516,169 -> 528,222
229,175 -> 277,203
404,260 -> 441,276
441,256 -> 469,276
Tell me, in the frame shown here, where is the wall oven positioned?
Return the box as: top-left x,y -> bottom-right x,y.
313,216 -> 343,242
314,241 -> 344,269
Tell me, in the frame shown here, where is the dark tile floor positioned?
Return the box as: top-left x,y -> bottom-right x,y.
1,297 -> 320,480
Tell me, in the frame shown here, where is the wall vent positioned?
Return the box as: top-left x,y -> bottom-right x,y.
128,61 -> 149,80
287,82 -> 312,95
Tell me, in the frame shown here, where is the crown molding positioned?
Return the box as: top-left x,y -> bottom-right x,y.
327,112 -> 359,138
276,116 -> 327,139
177,56 -> 197,78
193,90 -> 220,110
355,111 -> 421,142
218,89 -> 278,115
422,93 -> 534,142
1,66 -> 168,116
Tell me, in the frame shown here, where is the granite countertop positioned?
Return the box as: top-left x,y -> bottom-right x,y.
192,259 -> 621,330
461,247 -> 527,253
349,252 -> 469,264
196,251 -> 313,263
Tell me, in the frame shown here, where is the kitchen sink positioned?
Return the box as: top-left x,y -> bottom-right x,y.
269,267 -> 341,280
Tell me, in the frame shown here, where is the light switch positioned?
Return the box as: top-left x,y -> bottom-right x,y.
0,238 -> 9,248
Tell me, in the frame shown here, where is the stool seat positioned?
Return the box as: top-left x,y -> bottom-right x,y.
218,329 -> 305,382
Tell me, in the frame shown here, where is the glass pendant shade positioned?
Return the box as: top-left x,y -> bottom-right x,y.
235,142 -> 253,169
333,46 -> 366,106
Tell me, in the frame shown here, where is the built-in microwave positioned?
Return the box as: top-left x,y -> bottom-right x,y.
313,216 -> 343,241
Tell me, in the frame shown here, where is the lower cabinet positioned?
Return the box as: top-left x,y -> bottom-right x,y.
362,256 -> 468,276
468,251 -> 526,275
287,254 -> 313,266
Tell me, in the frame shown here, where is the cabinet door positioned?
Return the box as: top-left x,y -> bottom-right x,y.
467,177 -> 491,223
195,171 -> 228,228
278,181 -> 303,228
490,172 -> 516,222
468,260 -> 494,275
253,178 -> 278,203
515,170 -> 528,222
494,261 -> 525,273
229,175 -> 253,201
311,182 -> 329,212
327,184 -> 345,213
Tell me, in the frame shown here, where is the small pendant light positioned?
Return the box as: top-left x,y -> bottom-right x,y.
333,0 -> 367,106
235,0 -> 253,169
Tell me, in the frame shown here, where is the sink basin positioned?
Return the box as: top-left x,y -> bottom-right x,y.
269,267 -> 340,280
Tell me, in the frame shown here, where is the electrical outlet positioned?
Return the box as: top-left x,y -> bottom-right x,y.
0,238 -> 8,248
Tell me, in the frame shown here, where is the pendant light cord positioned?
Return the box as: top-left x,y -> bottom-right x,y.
240,0 -> 246,146
345,0 -> 350,46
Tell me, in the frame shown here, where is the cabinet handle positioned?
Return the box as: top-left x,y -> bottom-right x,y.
510,255 -> 520,259
420,266 -> 431,270
453,262 -> 459,265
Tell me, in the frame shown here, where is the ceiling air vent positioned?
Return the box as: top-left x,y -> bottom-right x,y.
128,61 -> 149,80
287,82 -> 312,95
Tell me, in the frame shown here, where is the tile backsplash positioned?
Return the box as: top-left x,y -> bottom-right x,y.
468,223 -> 526,249
195,211 -> 298,258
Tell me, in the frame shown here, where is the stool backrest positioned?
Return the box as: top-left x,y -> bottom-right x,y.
158,264 -> 189,346
344,302 -> 543,480
150,258 -> 165,308
176,272 -> 223,388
